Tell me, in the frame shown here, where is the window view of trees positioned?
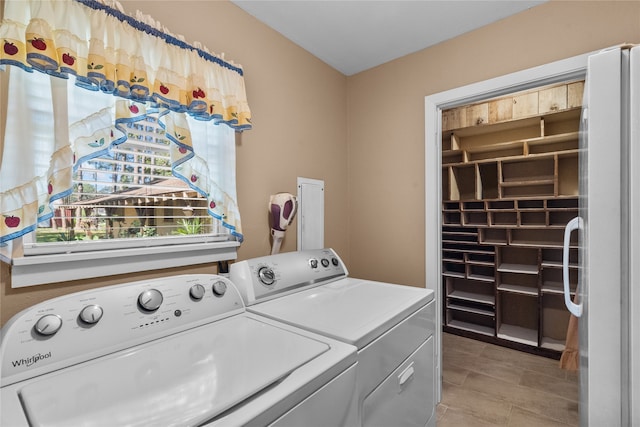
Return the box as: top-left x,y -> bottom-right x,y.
36,114 -> 216,243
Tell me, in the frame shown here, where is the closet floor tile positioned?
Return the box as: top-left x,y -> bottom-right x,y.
438,333 -> 579,426
507,406 -> 575,427
519,369 -> 579,400
441,381 -> 512,425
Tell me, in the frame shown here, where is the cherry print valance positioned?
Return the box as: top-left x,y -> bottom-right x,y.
0,0 -> 252,130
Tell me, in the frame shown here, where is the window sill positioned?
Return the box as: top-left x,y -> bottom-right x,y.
6,240 -> 240,288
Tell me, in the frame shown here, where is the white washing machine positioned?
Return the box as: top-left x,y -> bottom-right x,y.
230,248 -> 436,427
0,274 -> 358,427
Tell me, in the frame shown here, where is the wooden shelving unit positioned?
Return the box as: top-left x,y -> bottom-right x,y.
441,81 -> 583,358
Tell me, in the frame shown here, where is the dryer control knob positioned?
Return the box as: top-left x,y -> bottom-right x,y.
79,305 -> 104,324
138,289 -> 163,312
34,314 -> 63,336
321,258 -> 330,267
212,280 -> 227,297
190,284 -> 206,300
258,267 -> 276,286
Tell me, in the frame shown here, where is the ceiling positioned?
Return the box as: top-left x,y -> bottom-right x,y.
231,1 -> 547,76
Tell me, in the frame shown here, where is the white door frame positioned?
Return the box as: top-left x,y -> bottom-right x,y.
424,52 -> 592,403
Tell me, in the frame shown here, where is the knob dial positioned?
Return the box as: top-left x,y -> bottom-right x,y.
138,289 -> 163,312
34,314 -> 63,336
212,280 -> 227,297
258,267 -> 276,286
332,257 -> 339,266
309,259 -> 318,269
190,284 -> 206,300
79,305 -> 103,324
321,258 -> 330,267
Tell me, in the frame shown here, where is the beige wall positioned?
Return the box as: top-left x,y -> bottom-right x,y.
346,0 -> 640,287
117,1 -> 350,261
2,0 -> 639,325
0,0 -> 349,325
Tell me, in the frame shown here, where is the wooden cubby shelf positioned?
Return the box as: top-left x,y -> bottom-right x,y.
446,319 -> 495,337
518,199 -> 545,209
446,277 -> 496,304
541,268 -> 577,295
487,200 -> 515,210
441,80 -> 584,359
497,324 -> 538,347
541,294 -> 572,351
448,290 -> 495,306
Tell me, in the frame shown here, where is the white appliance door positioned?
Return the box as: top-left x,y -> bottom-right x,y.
569,45 -> 635,426
628,44 -> 640,427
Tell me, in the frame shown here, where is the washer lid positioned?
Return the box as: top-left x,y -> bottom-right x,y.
249,278 -> 434,349
18,316 -> 328,427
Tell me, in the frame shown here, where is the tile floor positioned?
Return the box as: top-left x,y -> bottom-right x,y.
437,332 -> 579,426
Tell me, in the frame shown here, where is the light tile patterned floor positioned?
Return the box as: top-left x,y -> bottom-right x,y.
437,333 -> 579,426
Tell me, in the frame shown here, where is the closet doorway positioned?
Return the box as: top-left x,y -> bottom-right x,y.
425,53 -> 590,425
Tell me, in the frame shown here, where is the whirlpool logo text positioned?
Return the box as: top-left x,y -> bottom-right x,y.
11,352 -> 52,368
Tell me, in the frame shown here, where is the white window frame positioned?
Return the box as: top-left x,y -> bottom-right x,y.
3,236 -> 239,288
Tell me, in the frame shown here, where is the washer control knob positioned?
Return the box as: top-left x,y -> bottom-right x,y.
190,284 -> 206,300
79,305 -> 104,324
321,258 -> 330,268
212,280 -> 227,297
34,314 -> 63,336
258,267 -> 276,286
309,259 -> 318,269
138,289 -> 163,312
332,257 -> 339,266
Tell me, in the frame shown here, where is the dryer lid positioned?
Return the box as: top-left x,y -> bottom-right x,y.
18,316 -> 328,427
249,278 -> 434,349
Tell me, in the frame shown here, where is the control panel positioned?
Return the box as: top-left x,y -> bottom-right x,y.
230,248 -> 348,305
0,275 -> 244,386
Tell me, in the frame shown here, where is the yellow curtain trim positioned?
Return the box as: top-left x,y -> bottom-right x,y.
0,0 -> 252,130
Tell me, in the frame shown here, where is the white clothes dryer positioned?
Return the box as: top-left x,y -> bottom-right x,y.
0,274 -> 358,427
230,249 -> 436,427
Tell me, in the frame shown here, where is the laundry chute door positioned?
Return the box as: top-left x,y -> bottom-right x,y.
569,46 -> 631,426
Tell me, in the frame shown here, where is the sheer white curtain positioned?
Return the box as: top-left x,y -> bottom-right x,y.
1,67 -> 77,242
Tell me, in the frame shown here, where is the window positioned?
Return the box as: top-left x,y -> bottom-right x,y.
0,0 -> 252,287
3,70 -> 238,259
34,113 -> 223,247
1,69 -> 242,286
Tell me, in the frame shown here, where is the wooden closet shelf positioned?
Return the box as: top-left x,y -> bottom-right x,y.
497,284 -> 538,296
541,281 -> 577,296
497,324 -> 538,347
448,290 -> 495,305
447,320 -> 495,337
500,178 -> 555,186
443,231 -> 479,237
466,260 -> 495,267
540,337 -> 566,352
497,263 -> 539,275
467,273 -> 495,283
442,271 -> 466,279
541,261 -> 579,269
447,303 -> 495,317
526,131 -> 579,145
